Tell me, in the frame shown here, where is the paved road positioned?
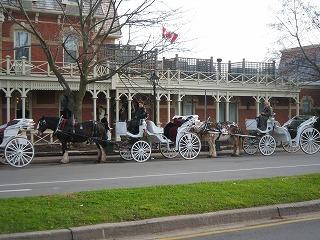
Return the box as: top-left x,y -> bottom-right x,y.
161,215 -> 320,240
0,150 -> 320,198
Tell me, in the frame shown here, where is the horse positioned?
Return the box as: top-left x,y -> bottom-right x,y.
191,118 -> 243,158
36,116 -> 108,163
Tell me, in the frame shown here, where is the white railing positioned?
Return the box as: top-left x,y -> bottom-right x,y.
0,56 -> 298,88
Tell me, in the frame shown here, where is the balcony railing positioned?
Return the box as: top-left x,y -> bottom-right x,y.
0,55 -> 298,88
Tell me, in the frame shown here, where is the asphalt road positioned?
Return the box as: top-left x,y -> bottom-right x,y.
0,150 -> 320,198
162,215 -> 320,240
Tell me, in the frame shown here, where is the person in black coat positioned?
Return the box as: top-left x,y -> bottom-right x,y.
134,101 -> 148,121
128,101 -> 148,134
258,101 -> 273,130
101,114 -> 110,139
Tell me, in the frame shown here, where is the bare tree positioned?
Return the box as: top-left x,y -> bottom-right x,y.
272,0 -> 320,84
0,0 -> 180,120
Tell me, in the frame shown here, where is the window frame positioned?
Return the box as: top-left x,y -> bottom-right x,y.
63,34 -> 79,66
14,31 -> 31,61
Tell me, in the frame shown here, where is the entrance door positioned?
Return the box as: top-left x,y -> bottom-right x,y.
229,102 -> 237,122
183,98 -> 193,115
219,102 -> 226,122
15,96 -> 29,118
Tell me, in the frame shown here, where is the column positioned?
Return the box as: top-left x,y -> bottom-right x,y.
256,100 -> 260,117
128,97 -> 132,120
178,99 -> 182,116
167,93 -> 171,123
21,96 -> 26,118
90,88 -> 99,121
106,91 -> 110,124
115,92 -> 120,141
156,94 -> 160,126
225,100 -> 230,121
6,95 -> 11,122
115,97 -> 120,122
92,96 -> 97,120
216,100 -> 220,122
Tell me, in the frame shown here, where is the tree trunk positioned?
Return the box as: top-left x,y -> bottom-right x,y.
72,81 -> 87,121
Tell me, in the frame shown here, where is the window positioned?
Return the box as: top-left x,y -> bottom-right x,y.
302,98 -> 312,114
63,35 -> 78,64
14,31 -> 30,61
229,102 -> 238,122
219,102 -> 226,122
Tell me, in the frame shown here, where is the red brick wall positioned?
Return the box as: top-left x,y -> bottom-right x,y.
2,12 -> 110,63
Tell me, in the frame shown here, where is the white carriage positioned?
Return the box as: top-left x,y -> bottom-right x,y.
243,115 -> 320,156
0,118 -> 35,167
116,115 -> 202,162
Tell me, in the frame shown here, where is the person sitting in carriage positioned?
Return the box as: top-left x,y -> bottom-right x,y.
257,100 -> 273,130
127,100 -> 148,134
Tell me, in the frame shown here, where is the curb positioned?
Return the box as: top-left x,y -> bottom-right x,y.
1,200 -> 319,240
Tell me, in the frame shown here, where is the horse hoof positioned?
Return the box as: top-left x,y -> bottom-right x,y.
231,154 -> 239,157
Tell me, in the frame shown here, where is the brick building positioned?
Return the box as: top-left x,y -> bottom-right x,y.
1,0 -> 317,138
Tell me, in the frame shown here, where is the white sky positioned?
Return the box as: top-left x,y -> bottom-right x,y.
120,0 -> 284,62
161,0 -> 281,62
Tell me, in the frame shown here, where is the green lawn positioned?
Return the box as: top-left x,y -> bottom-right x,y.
1,173 -> 320,234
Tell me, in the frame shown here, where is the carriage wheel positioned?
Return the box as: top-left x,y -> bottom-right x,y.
282,141 -> 300,153
5,137 -> 34,168
178,133 -> 201,160
242,137 -> 258,155
259,135 -> 276,156
131,140 -> 151,163
299,127 -> 320,155
119,149 -> 133,161
160,142 -> 179,159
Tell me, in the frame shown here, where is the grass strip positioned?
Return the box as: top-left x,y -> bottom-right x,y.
1,173 -> 320,234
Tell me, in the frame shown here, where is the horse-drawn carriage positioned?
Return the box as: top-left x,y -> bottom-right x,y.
0,118 -> 35,167
243,115 -> 320,156
116,115 -> 202,162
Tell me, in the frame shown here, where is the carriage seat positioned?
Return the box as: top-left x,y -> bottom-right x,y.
146,120 -> 163,134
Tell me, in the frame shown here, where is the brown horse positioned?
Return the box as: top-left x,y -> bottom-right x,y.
37,116 -> 107,163
192,119 -> 243,157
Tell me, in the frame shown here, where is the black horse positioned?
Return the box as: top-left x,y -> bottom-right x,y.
36,116 -> 107,163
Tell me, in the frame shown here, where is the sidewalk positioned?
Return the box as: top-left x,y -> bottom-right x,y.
1,200 -> 319,240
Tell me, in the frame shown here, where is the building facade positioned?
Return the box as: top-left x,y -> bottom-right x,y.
1,1 -> 316,138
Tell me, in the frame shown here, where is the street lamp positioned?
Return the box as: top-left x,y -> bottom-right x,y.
150,71 -> 159,123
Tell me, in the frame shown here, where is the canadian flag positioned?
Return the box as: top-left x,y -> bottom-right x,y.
162,27 -> 178,43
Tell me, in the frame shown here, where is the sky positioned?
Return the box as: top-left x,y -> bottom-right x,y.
120,0 -> 282,62
160,0 -> 281,62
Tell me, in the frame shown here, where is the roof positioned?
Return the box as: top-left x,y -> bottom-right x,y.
279,45 -> 320,83
1,0 -> 103,15
0,0 -> 121,36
